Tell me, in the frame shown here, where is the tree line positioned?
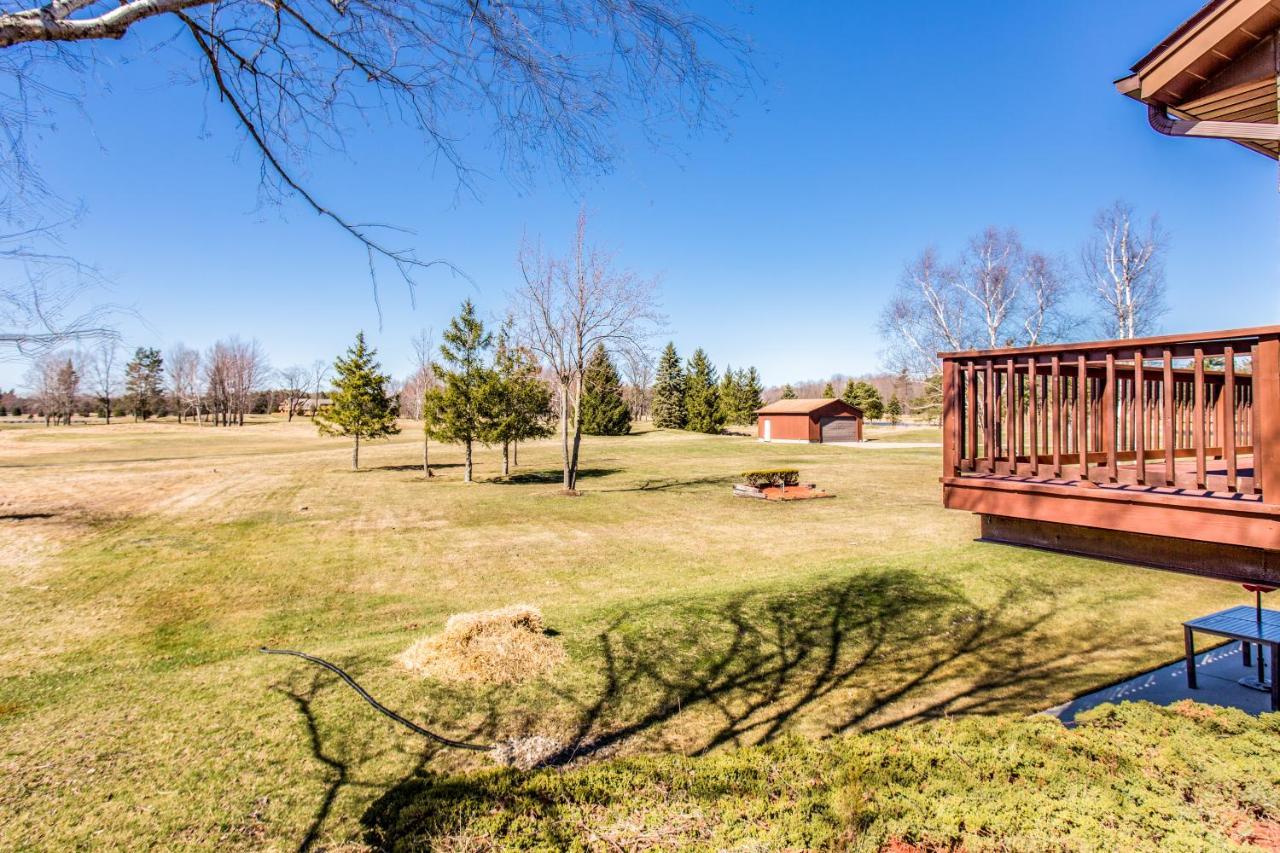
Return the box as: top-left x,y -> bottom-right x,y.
650,342 -> 764,434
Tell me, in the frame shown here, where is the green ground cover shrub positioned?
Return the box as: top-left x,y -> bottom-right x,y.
741,468 -> 800,488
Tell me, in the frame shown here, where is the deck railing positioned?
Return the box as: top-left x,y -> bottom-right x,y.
940,327 -> 1280,501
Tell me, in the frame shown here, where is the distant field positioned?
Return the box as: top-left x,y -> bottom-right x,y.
0,418 -> 1241,849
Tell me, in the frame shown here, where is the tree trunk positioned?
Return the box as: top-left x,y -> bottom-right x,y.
352,433 -> 360,471
559,381 -> 571,488
423,430 -> 432,478
464,439 -> 473,483
568,372 -> 584,490
513,441 -> 518,467
502,441 -> 510,476
105,397 -> 111,425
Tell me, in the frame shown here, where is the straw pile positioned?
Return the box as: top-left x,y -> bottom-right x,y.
397,604 -> 565,686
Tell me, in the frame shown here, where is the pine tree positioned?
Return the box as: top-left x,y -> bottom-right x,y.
822,381 -> 835,398
53,358 -> 79,425
717,365 -> 740,425
651,342 -> 686,429
314,332 -> 400,470
683,348 -> 723,433
580,344 -> 632,436
887,393 -> 903,425
490,324 -> 553,474
123,347 -> 164,421
433,300 -> 497,483
739,367 -> 764,424
843,380 -> 884,420
780,384 -> 797,400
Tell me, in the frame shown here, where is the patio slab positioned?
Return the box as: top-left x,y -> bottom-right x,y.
1046,642 -> 1277,724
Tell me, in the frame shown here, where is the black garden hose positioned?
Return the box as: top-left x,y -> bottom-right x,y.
260,647 -> 493,752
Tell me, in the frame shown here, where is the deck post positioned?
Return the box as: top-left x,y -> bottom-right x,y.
1254,336 -> 1280,502
1104,352 -> 1118,483
942,359 -> 959,477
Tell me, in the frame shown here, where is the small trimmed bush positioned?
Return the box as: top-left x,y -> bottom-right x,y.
742,469 -> 800,488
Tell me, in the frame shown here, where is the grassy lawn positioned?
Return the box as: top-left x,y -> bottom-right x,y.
0,419 -> 1247,849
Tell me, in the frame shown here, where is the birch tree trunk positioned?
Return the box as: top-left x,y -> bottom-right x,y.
464,439 -> 473,483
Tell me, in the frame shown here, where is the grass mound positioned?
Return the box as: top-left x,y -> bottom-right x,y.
364,702 -> 1280,851
396,605 -> 565,685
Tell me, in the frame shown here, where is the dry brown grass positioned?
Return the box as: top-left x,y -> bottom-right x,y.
397,604 -> 566,686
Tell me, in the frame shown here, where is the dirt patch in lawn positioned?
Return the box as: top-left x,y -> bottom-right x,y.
397,605 -> 566,685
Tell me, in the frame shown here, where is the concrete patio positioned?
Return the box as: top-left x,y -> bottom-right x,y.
1047,641 -> 1278,724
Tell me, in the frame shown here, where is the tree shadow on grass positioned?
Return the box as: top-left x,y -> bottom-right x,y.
604,474 -> 736,492
369,463 -> 464,473
361,568 -> 1162,847
491,467 -> 622,485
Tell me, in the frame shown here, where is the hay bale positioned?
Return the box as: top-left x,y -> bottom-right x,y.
397,604 -> 565,686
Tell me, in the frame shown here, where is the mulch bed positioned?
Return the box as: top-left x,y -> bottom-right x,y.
733,483 -> 834,501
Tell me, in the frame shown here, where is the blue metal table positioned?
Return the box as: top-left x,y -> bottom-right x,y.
1184,605 -> 1280,711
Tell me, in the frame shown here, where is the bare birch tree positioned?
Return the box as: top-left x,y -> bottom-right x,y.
169,345 -> 202,423
1081,201 -> 1167,339
880,229 -> 1076,377
515,210 -> 660,491
278,365 -> 308,421
403,327 -> 436,477
621,345 -> 655,421
309,359 -> 330,418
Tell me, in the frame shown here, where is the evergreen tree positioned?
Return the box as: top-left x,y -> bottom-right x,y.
842,380 -> 884,420
780,384 -> 797,400
580,344 -> 631,436
717,365 -> 740,425
887,393 -> 903,425
683,348 -> 723,433
489,324 -> 554,474
433,300 -> 497,483
739,367 -> 764,424
822,381 -> 835,398
123,347 -> 164,421
314,332 -> 400,470
651,342 -> 686,429
53,358 -> 80,425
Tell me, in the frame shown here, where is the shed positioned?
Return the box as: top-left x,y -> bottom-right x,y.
756,398 -> 863,443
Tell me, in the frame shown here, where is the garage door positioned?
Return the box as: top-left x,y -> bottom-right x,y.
819,416 -> 859,443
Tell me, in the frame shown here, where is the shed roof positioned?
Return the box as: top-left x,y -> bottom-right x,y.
756,398 -> 862,416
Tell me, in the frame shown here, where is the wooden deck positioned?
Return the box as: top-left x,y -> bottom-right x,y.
940,327 -> 1280,583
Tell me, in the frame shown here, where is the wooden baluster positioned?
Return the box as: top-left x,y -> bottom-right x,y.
1104,352 -> 1117,483
943,359 -> 958,478
1133,350 -> 1145,486
1028,357 -> 1039,476
1051,356 -> 1062,477
967,362 -> 978,468
1006,358 -> 1016,475
1255,337 -> 1280,501
1193,348 -> 1206,489
1224,346 -> 1237,492
1077,355 -> 1089,481
1163,349 -> 1175,487
984,361 -> 995,474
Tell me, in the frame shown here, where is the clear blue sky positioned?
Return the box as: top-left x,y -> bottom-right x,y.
7,0 -> 1278,390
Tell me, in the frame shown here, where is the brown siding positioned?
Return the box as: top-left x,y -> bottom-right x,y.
758,413 -> 812,441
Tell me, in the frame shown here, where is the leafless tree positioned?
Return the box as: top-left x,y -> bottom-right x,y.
0,0 -> 750,293
621,345 -> 655,421
402,327 -> 436,477
879,229 -> 1077,377
165,344 -> 201,423
227,337 -> 269,425
23,351 -> 66,424
1081,201 -> 1167,339
515,210 -> 661,490
86,338 -> 120,423
278,365 -> 308,421
309,358 -> 330,419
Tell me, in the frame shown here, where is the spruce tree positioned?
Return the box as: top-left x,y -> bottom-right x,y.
887,393 -> 903,425
651,342 -> 686,429
683,348 -> 723,433
842,380 -> 884,420
822,381 -> 835,398
433,300 -> 496,483
780,384 -> 797,400
739,367 -> 764,424
314,332 -> 400,470
717,366 -> 740,425
580,344 -> 632,436
124,347 -> 164,421
490,324 -> 553,474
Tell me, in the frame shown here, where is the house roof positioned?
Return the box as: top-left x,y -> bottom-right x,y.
756,398 -> 862,416
1116,0 -> 1280,159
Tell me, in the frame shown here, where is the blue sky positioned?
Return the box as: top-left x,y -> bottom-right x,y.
6,0 -> 1278,389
